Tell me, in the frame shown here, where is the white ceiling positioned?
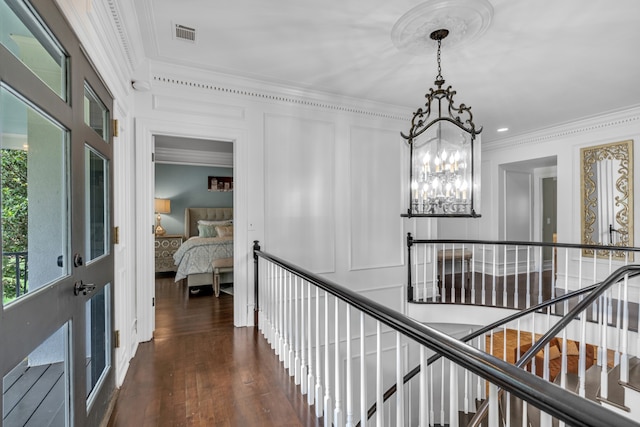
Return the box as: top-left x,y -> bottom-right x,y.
130,0 -> 640,142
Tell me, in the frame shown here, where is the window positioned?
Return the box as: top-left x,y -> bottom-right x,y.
0,0 -> 68,101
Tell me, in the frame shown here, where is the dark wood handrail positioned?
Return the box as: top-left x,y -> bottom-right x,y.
408,234 -> 640,252
254,245 -> 640,427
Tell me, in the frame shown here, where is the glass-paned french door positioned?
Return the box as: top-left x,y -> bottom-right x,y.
0,0 -> 115,426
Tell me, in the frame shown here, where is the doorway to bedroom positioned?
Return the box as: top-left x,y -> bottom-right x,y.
153,135 -> 235,300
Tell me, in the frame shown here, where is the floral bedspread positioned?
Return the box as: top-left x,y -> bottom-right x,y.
173,236 -> 233,281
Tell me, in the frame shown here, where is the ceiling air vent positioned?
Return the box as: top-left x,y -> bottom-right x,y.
175,24 -> 196,42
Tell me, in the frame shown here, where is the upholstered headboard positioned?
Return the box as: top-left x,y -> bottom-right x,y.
184,207 -> 233,238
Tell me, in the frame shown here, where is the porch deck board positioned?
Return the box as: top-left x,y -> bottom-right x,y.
3,361 -> 64,426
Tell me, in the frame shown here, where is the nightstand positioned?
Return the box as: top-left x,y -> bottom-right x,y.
155,234 -> 183,273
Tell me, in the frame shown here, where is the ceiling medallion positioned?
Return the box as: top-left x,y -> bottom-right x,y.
391,0 -> 494,55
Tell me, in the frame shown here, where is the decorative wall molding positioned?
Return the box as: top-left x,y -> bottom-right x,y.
151,74 -> 410,121
484,106 -> 640,152
152,94 -> 245,120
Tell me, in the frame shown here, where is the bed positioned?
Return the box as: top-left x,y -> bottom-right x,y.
173,207 -> 234,294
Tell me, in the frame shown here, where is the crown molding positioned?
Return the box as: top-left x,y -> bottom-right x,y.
484,105 -> 640,152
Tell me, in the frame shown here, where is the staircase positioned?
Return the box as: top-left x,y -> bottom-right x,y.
254,240 -> 640,427
454,358 -> 640,426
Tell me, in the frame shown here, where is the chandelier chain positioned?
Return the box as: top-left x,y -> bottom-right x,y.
436,38 -> 443,82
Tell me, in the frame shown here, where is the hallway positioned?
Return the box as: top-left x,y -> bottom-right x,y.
107,277 -> 321,426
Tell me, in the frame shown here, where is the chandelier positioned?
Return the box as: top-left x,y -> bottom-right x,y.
401,29 -> 482,217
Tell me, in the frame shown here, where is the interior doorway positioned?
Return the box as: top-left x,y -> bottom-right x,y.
153,135 -> 235,297
499,156 -> 557,264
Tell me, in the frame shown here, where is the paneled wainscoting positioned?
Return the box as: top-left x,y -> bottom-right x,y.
107,276 -> 321,426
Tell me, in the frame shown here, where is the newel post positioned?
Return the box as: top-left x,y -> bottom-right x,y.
253,240 -> 260,326
407,233 -> 413,302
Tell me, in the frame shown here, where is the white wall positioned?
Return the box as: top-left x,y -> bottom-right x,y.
131,60 -> 421,333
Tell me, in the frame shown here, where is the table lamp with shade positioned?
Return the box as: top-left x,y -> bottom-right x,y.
154,198 -> 171,236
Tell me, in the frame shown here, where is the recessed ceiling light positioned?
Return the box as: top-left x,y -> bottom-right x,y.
497,127 -> 509,132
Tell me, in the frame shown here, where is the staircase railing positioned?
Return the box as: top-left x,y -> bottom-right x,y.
407,235 -> 638,312
363,281 -> 601,422
468,264 -> 640,426
253,242 -> 640,426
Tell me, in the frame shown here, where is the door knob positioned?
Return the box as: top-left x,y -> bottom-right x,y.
73,254 -> 83,267
74,280 -> 95,296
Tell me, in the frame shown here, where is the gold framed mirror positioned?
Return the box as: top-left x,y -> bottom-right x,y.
581,139 -> 634,259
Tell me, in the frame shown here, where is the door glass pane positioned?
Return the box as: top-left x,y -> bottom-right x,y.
1,85 -> 69,306
83,84 -> 108,141
0,0 -> 68,101
85,146 -> 108,261
86,284 -> 110,406
3,322 -> 70,426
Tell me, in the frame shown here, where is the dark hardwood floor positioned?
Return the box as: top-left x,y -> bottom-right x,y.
107,276 -> 321,427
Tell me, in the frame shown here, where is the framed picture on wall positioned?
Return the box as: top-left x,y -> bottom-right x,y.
208,176 -> 233,192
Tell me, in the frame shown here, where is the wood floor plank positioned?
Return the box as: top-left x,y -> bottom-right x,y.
107,277 -> 321,427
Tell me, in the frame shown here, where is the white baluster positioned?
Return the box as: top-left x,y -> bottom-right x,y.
471,244 -> 476,305
419,346 -> 428,427
376,321 -> 383,427
294,276 -> 301,383
316,287 -> 323,416
488,384 -> 499,427
503,245 -> 508,307
526,246 -> 531,308
451,243 -> 456,303
430,364 -> 435,424
441,243 -> 446,303
275,266 -> 282,355
288,272 -> 293,369
538,246 -> 543,305
335,298 -> 343,427
514,245 -> 519,308
270,262 -> 276,346
307,281 -> 314,402
560,327 -> 567,389
300,279 -> 307,394
360,312 -> 367,427
615,279 -> 622,366
482,244 -> 486,306
423,244 -> 427,302
346,306 -> 353,427
600,293 -> 608,399
503,325 -> 507,364
621,272 -> 629,383
324,292 -> 332,426
414,245 -> 419,302
461,244 -> 466,304
593,251 -> 598,320
396,332 -> 404,427
440,360 -> 445,424
578,306 -> 587,397
464,345 -> 470,414
431,244 -> 438,302
283,270 -> 290,366
268,263 -> 275,346
492,245 -> 497,306
449,360 -> 458,427
504,391 -> 510,427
